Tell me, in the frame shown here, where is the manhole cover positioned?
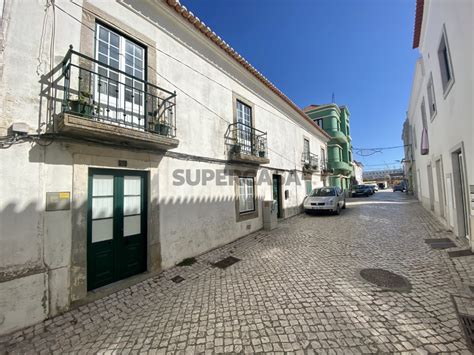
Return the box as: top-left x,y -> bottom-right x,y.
359,268 -> 411,292
213,256 -> 240,269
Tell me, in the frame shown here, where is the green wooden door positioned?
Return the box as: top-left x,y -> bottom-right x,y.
87,169 -> 147,290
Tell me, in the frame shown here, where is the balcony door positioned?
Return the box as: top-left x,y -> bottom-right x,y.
87,169 -> 147,290
95,24 -> 146,130
303,139 -> 310,163
236,100 -> 253,154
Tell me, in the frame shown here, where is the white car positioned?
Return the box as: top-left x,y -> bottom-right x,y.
304,187 -> 346,215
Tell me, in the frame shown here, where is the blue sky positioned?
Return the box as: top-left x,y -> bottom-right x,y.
180,0 -> 419,171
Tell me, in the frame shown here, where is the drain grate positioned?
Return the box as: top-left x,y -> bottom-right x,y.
448,249 -> 474,258
449,249 -> 474,258
430,242 -> 457,249
425,238 -> 456,249
359,268 -> 412,292
171,275 -> 185,283
459,314 -> 474,349
213,256 -> 240,269
425,238 -> 453,244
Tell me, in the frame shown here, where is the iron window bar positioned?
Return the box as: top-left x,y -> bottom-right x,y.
225,122 -> 268,158
60,46 -> 177,138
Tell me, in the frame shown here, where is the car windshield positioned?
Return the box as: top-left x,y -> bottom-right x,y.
310,188 -> 335,197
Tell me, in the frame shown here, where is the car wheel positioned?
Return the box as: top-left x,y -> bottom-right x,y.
335,204 -> 341,215
342,201 -> 346,209
365,193 -> 369,197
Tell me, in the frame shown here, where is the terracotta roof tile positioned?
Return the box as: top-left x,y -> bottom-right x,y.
413,0 -> 424,49
163,0 -> 331,140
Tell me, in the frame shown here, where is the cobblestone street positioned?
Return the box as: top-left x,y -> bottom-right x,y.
2,191 -> 473,354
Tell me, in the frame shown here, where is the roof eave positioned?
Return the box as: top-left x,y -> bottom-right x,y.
162,0 -> 331,141
412,0 -> 424,49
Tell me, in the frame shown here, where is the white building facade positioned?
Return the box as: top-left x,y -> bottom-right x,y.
0,0 -> 330,334
404,0 -> 473,243
352,161 -> 364,185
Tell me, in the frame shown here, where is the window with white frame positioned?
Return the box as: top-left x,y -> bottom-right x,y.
421,98 -> 428,130
95,23 -> 146,128
239,177 -> 255,213
438,26 -> 454,93
426,75 -> 437,119
236,100 -> 252,153
303,138 -> 310,162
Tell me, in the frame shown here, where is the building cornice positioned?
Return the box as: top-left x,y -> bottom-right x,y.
304,103 -> 341,116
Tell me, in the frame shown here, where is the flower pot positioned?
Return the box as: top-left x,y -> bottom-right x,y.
156,123 -> 171,136
233,145 -> 241,154
258,151 -> 266,158
68,100 -> 94,117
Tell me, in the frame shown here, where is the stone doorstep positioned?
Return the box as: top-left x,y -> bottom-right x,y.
419,208 -> 474,350
70,270 -> 161,309
452,295 -> 474,351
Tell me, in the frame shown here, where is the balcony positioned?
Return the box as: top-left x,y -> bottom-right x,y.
56,47 -> 179,151
329,130 -> 348,144
301,152 -> 319,173
330,160 -> 353,173
225,123 -> 269,165
320,160 -> 332,174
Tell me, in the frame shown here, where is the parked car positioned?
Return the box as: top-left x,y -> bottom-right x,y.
367,183 -> 379,192
393,184 -> 406,192
304,187 -> 346,215
352,185 -> 373,197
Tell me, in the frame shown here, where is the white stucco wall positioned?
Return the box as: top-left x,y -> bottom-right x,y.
407,0 -> 473,238
0,0 -> 329,334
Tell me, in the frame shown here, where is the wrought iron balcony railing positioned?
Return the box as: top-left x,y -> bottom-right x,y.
60,46 -> 176,138
225,122 -> 268,159
320,159 -> 329,173
302,152 -> 319,171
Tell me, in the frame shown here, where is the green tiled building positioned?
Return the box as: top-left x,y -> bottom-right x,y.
304,104 -> 353,191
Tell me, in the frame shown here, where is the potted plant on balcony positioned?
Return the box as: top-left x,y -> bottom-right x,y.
68,91 -> 95,117
257,139 -> 266,158
151,117 -> 171,136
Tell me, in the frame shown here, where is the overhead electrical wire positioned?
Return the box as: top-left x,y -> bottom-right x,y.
66,1 -> 328,138
48,2 -> 326,169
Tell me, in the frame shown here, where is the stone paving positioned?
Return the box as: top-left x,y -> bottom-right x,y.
2,191 -> 474,354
